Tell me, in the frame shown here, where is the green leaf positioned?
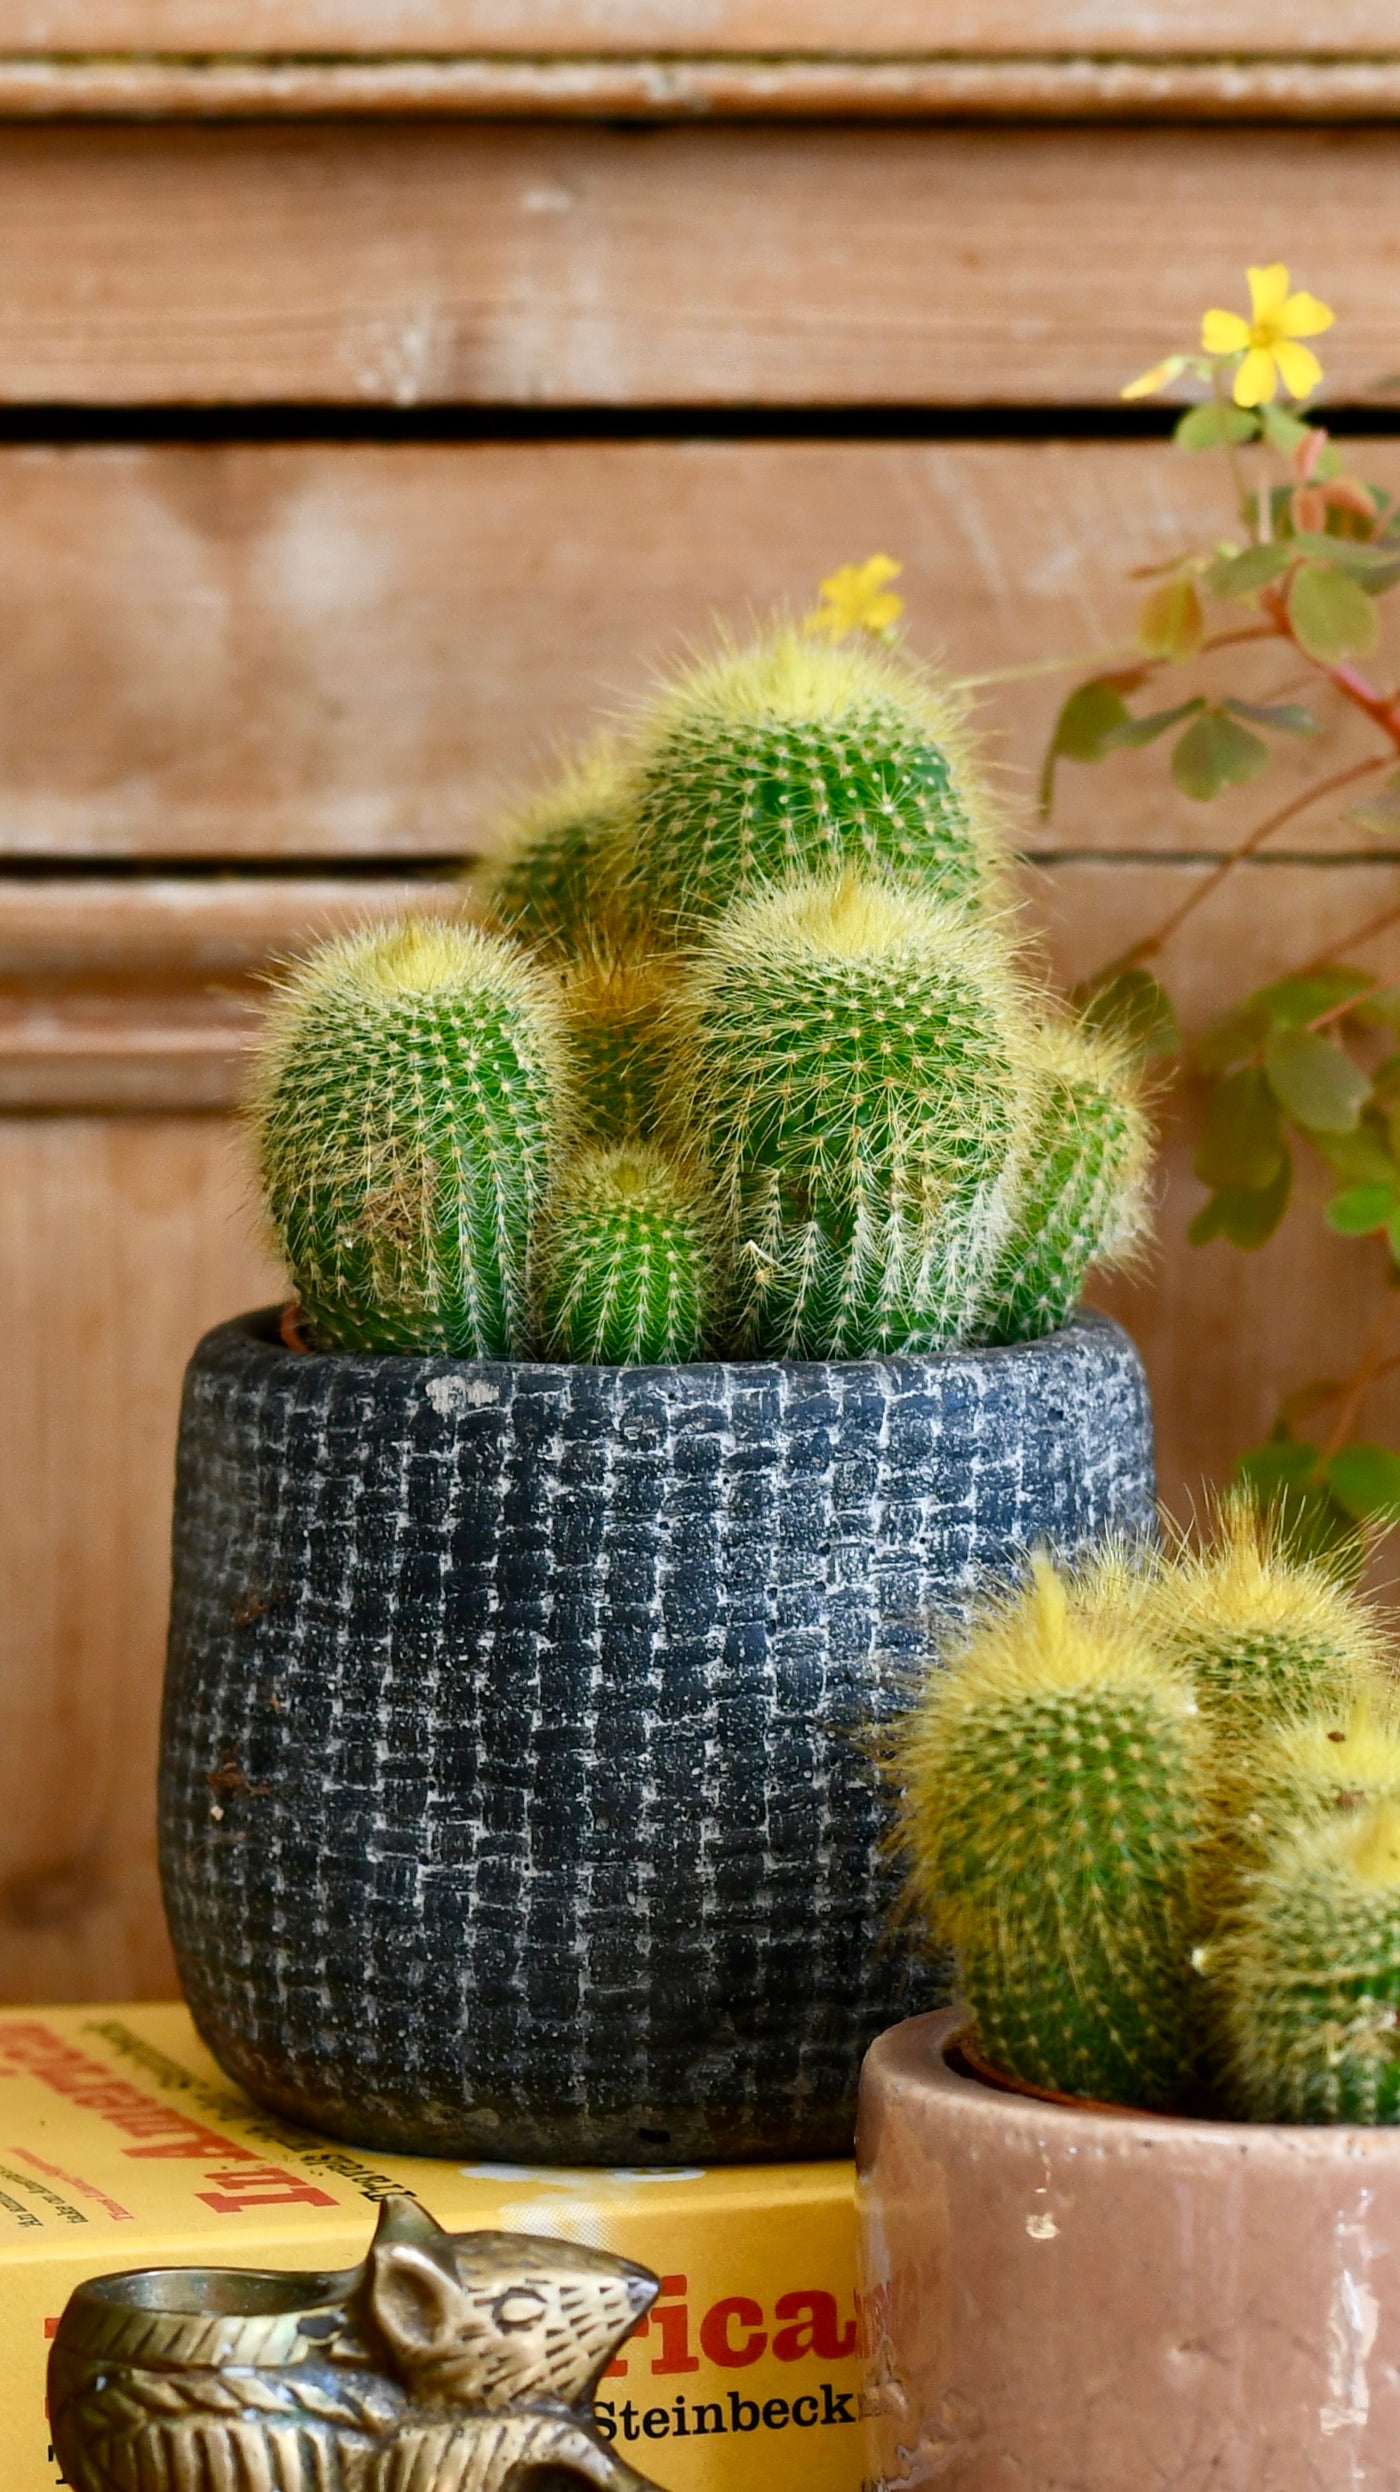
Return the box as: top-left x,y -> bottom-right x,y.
1233,1436 -> 1364,1576
1347,793 -> 1400,838
1072,966 -> 1179,1062
1220,698 -> 1320,736
1264,1029 -> 1372,1134
1196,996 -> 1276,1076
1189,1154 -> 1292,1250
1136,578 -> 1205,660
1175,403 -> 1259,451
1101,697 -> 1204,752
1194,1065 -> 1285,1190
1170,709 -> 1270,802
1321,1115 -> 1400,1187
1236,1435 -> 1324,1496
1038,671 -> 1148,816
1288,561 -> 1381,662
1253,965 -> 1374,1028
1326,1442 -> 1400,1526
1205,542 -> 1294,598
1259,405 -> 1315,457
1286,531 -> 1399,576
1326,1182 -> 1397,1236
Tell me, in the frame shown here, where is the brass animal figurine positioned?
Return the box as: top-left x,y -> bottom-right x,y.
48,2192 -> 669,2492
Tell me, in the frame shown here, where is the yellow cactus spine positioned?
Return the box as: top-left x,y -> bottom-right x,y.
1143,1492 -> 1384,1730
896,1555 -> 1206,2110
559,945 -> 674,1145
252,917 -> 568,1356
978,1020 -> 1152,1344
666,871 -> 1035,1357
470,739 -> 633,958
1214,1799 -> 1400,2122
617,627 -> 1007,932
535,1143 -> 718,1365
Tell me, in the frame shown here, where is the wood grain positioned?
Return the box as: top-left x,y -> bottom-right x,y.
9,56 -> 1400,118
0,1115 -> 281,2003
0,123 -> 1394,406
6,854 -> 1400,2003
0,877 -> 457,1108
2,439 -> 1397,862
0,3 -> 1395,56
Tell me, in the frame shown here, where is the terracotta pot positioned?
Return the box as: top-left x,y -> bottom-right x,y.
857,2008 -> 1400,2491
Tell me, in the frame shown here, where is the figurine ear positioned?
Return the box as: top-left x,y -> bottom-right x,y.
369,2242 -> 463,2365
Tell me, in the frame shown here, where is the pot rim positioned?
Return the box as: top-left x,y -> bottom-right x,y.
881,2006 -> 1400,2151
238,1300 -> 1135,1383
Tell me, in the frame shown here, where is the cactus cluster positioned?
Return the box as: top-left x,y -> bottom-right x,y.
897,1493 -> 1400,2122
253,608 -> 1152,1365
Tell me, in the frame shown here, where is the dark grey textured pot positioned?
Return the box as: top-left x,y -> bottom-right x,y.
158,1307 -> 1154,2165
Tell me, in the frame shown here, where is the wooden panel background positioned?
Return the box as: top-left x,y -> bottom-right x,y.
0,124 -> 1396,406
6,21 -> 1400,2003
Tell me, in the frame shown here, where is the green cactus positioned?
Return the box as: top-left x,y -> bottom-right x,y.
535,1143 -> 716,1364
471,739 -> 631,958
978,1021 -> 1151,1345
252,916 -> 568,1356
897,1556 -> 1206,2109
665,871 -> 1034,1357
618,628 -> 1005,932
1214,1799 -> 1400,2121
560,945 -> 672,1144
1143,1493 -> 1382,1731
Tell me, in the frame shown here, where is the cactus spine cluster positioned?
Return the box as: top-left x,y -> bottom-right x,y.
666,873 -> 1034,1355
617,631 -> 1001,932
901,1558 -> 1204,2109
257,602 -> 1152,1364
977,1022 -> 1151,1345
472,739 -> 631,957
536,1143 -> 715,1365
1215,1803 -> 1400,2122
252,919 -> 567,1356
897,1499 -> 1400,2120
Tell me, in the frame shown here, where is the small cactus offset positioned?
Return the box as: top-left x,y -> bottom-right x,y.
977,1021 -> 1151,1346
1143,1493 -> 1382,1730
897,1557 -> 1207,2110
1214,1801 -> 1400,2122
559,946 -> 672,1144
471,740 -> 632,958
667,872 -> 1034,1357
252,917 -> 568,1356
617,630 -> 1005,932
535,1143 -> 717,1365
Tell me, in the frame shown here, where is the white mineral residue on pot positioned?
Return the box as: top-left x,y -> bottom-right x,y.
425,1373 -> 502,1416
1320,2189 -> 1379,2444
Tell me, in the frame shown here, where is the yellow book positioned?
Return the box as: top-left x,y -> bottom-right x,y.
0,2003 -> 861,2490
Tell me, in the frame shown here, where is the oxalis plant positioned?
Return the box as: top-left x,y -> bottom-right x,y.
251,622 -> 1152,1364
1034,262 -> 1400,1571
896,1495 -> 1400,2122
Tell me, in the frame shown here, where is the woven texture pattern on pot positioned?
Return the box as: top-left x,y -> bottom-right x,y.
159,1309 -> 1154,2162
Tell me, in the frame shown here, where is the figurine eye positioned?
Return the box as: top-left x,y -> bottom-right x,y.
492,2288 -> 548,2332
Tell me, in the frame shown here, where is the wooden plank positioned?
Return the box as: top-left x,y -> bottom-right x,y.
5,853 -> 1400,2003
7,56 -> 1400,118
0,1115 -> 281,2004
2,440 -> 1397,863
0,124 -> 1393,406
0,877 -> 457,1108
1,4 -> 1397,57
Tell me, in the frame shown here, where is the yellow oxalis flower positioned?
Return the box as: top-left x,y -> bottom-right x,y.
804,554 -> 905,642
1201,264 -> 1334,408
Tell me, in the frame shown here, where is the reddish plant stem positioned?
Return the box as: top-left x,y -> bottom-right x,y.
1091,756 -> 1387,981
1320,1300 -> 1399,1463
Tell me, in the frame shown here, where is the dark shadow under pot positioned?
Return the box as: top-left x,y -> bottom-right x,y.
158,1304 -> 1153,2163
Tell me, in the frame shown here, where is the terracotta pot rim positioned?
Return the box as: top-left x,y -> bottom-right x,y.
935,2010 -> 1400,2140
